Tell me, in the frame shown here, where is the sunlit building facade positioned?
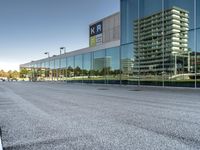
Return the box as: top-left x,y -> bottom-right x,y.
20,0 -> 200,88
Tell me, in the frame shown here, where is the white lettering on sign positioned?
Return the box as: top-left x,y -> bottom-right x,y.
90,27 -> 95,35
96,34 -> 103,46
96,24 -> 102,33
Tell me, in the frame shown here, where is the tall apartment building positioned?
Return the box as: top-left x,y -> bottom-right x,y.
134,7 -> 189,75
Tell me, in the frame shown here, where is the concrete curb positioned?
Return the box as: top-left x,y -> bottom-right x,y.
0,128 -> 3,150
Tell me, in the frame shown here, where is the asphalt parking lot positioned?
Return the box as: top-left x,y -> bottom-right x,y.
0,82 -> 200,150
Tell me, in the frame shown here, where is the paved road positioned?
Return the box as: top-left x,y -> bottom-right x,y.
0,82 -> 200,150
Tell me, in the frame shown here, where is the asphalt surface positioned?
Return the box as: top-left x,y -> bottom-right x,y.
0,82 -> 200,150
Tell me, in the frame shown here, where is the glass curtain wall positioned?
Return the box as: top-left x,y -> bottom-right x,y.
121,44 -> 134,85
137,0 -> 163,86
35,63 -> 40,81
197,29 -> 200,87
74,55 -> 83,83
60,57 -> 67,81
83,53 -> 93,83
55,59 -> 59,81
120,0 -> 138,85
121,0 -> 138,45
22,0 -> 199,87
197,0 -> 200,87
36,62 -> 44,81
93,49 -> 106,84
31,64 -> 36,81
32,49 -> 119,84
105,47 -> 120,84
45,61 -> 49,80
50,60 -> 54,81
121,0 -> 199,87
67,56 -> 74,82
164,0 -> 195,87
40,62 -> 45,80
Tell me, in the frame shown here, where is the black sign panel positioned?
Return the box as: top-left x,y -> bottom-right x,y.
90,21 -> 103,37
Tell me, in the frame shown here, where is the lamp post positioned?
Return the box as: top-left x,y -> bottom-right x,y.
44,52 -> 50,58
188,51 -> 192,73
60,47 -> 66,81
172,51 -> 178,75
60,47 -> 66,55
44,52 -> 50,81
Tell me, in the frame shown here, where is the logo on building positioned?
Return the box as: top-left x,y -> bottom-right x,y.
89,21 -> 103,47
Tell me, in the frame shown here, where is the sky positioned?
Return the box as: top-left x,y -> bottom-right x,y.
0,0 -> 120,71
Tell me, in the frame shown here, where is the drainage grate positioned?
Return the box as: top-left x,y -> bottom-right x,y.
128,89 -> 142,91
97,88 -> 109,90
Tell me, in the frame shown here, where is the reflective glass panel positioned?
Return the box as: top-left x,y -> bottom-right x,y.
121,43 -> 134,85
137,0 -> 163,86
164,0 -> 195,87
83,53 -> 92,83
74,55 -> 83,82
93,49 -> 106,83
67,56 -> 74,80
106,47 -> 120,84
121,0 -> 139,44
197,0 -> 200,29
61,58 -> 66,68
196,0 -> 200,87
55,59 -> 59,69
50,60 -> 54,69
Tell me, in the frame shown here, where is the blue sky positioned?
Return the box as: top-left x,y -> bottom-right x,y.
0,0 -> 119,71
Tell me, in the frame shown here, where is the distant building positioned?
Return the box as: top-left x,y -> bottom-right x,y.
134,7 -> 189,75
93,57 -> 111,71
121,58 -> 134,75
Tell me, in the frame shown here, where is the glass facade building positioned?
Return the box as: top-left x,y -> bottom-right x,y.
20,0 -> 200,88
120,0 -> 200,87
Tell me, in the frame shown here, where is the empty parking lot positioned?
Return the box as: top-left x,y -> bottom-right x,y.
0,82 -> 200,150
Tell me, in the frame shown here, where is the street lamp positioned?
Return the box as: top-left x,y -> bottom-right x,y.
60,47 -> 66,55
44,52 -> 50,81
44,52 -> 50,58
172,51 -> 178,75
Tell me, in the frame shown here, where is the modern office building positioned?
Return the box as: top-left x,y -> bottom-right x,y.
20,0 -> 200,88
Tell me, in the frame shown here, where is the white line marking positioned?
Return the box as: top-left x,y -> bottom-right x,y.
0,128 -> 3,150
0,137 -> 3,150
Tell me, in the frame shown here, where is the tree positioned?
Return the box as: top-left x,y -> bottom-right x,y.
20,68 -> 29,78
11,70 -> 19,78
0,69 -> 19,79
7,70 -> 12,78
0,70 -> 6,77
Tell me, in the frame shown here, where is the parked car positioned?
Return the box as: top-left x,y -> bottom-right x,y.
0,78 -> 5,82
